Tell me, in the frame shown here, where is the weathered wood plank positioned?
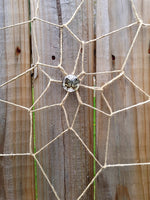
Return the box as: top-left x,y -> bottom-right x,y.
32,0 -> 95,199
96,0 -> 150,199
31,1 -> 65,199
0,0 -> 34,200
60,2 -> 95,198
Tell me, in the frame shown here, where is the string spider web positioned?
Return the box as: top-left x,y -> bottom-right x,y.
0,0 -> 150,199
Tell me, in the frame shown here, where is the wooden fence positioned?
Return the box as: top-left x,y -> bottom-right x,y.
0,0 -> 150,199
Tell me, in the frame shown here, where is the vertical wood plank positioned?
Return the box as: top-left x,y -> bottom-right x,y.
62,1 -> 95,199
0,0 -> 34,200
96,0 -> 150,199
31,1 -> 65,199
31,0 -> 95,199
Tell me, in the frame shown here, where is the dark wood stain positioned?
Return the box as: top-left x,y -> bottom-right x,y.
115,185 -> 131,200
15,46 -> 21,56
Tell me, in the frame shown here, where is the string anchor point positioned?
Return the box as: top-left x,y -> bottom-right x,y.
138,18 -> 143,24
63,74 -> 80,92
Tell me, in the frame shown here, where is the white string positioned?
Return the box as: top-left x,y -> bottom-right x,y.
121,22 -> 142,70
107,162 -> 150,168
0,64 -> 37,88
0,0 -> 150,199
59,28 -> 63,65
104,117 -> 111,166
84,22 -> 138,44
72,44 -> 82,75
65,0 -> 84,26
77,168 -> 103,200
84,69 -> 122,75
32,103 -> 61,112
33,155 -> 61,200
0,153 -> 31,157
71,128 -> 103,168
35,129 -> 69,156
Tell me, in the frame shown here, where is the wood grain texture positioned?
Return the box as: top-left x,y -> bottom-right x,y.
0,0 -> 34,200
96,0 -> 150,199
31,0 -> 95,199
31,1 -> 66,199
